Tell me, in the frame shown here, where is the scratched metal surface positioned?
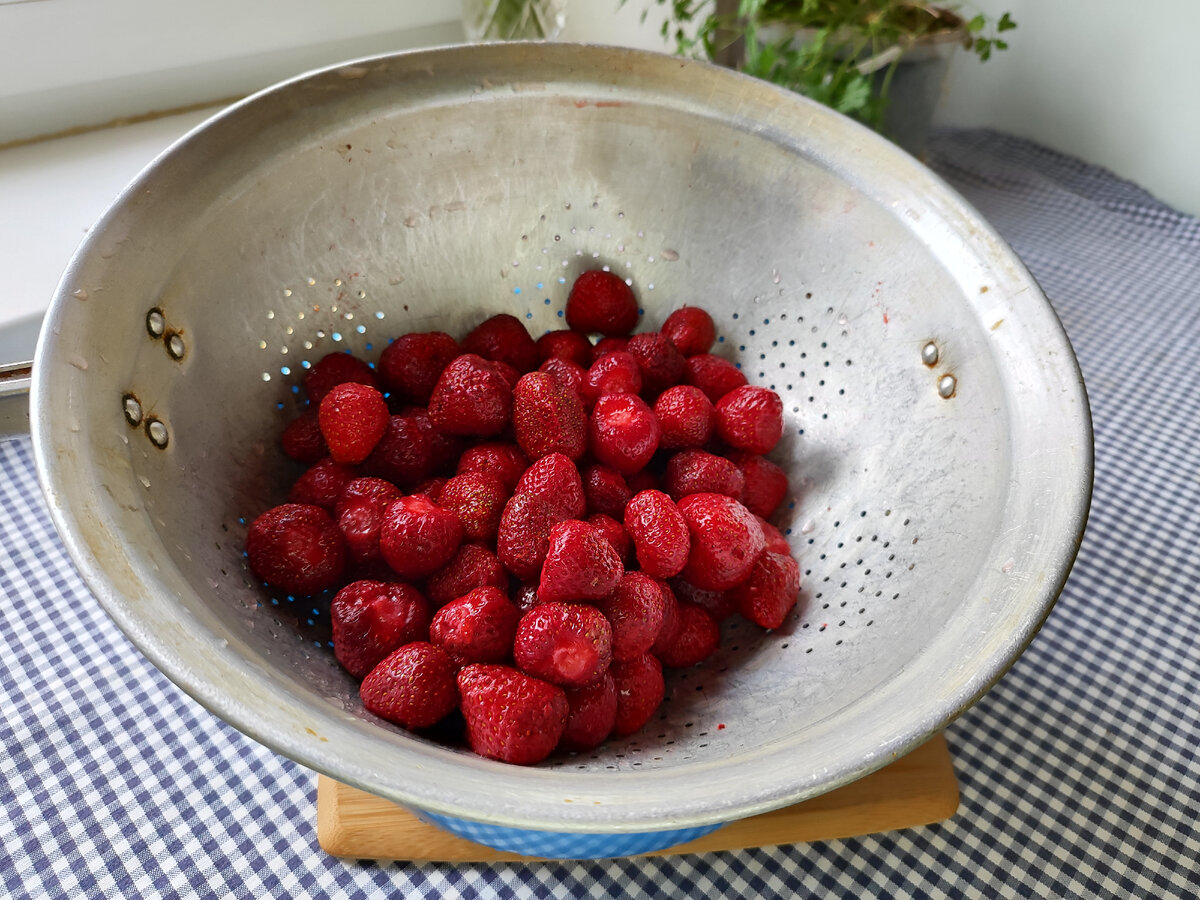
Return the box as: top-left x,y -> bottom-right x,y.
29,43 -> 1091,833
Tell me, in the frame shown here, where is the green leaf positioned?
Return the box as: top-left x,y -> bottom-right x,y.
998,13 -> 1017,32
967,15 -> 986,33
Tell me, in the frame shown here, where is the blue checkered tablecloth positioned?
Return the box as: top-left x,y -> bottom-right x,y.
2,129 -> 1198,898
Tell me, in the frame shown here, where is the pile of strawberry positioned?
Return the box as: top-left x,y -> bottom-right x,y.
245,270 -> 800,765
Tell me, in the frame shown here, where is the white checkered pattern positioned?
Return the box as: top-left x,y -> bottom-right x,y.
2,129 -> 1199,897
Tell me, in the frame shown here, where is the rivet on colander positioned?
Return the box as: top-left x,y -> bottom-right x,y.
122,393 -> 143,427
145,417 -> 169,448
938,374 -> 957,398
146,308 -> 166,338
165,331 -> 185,360
922,341 -> 939,367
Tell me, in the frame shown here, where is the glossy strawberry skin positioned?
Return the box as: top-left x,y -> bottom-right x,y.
588,393 -> 661,476
430,585 -> 522,666
377,331 -> 461,405
304,351 -> 380,405
731,551 -> 802,629
514,452 -> 586,520
653,385 -> 716,450
566,270 -> 640,337
457,664 -> 569,765
661,306 -> 717,357
318,382 -> 390,465
281,410 -> 328,464
427,354 -> 513,437
559,673 -> 618,753
424,542 -> 510,609
623,490 -> 690,579
456,442 -> 529,493
610,653 -> 665,737
513,601 -> 614,688
378,494 -> 464,580
512,371 -> 587,462
715,385 -> 785,455
538,520 -> 625,605
654,602 -> 720,669
331,580 -> 432,678
334,476 -> 403,565
625,331 -> 686,398
245,502 -> 346,596
536,329 -> 593,367
596,571 -> 668,661
582,463 -> 633,519
462,313 -> 540,374
684,353 -> 748,403
495,492 -> 567,581
288,458 -> 357,513
362,413 -> 436,489
360,642 -> 459,731
677,493 -> 767,591
582,351 -> 643,407
731,452 -> 790,519
436,472 -> 509,542
663,449 -> 745,502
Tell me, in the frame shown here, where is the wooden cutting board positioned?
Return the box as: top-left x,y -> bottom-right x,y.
316,733 -> 958,862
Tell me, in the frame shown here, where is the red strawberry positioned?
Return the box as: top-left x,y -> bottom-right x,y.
587,513 -> 633,567
661,306 -> 716,357
588,393 -> 661,475
677,493 -> 766,590
582,463 -> 633,519
363,412 -> 436,488
731,551 -> 801,629
335,476 -> 403,565
758,517 -> 792,555
610,653 -> 665,737
653,385 -> 716,450
596,571 -> 668,661
715,385 -> 784,455
436,472 -> 509,542
330,580 -> 432,678
625,331 -> 686,398
428,354 -> 513,437
566,270 -> 639,337
512,371 -> 587,461
671,576 -> 739,622
623,490 -> 690,579
281,410 -> 328,463
538,357 -> 587,397
456,442 -> 529,493
650,581 -> 682,658
589,336 -> 630,363
378,494 -> 464,580
684,353 -> 747,403
304,351 -> 380,405
582,351 -> 643,407
430,586 -> 521,665
462,314 -> 540,374
319,382 -> 389,465
424,542 -> 510,608
512,582 -> 542,614
490,359 -> 523,391
377,331 -> 461,404
664,449 -> 745,502
538,520 -> 624,604
496,492 -> 567,581
624,468 -> 662,496
559,672 -> 618,753
536,329 -> 593,367
457,664 -> 569,764
514,452 -> 586,520
398,406 -> 466,476
288,457 -> 356,512
360,642 -> 459,731
411,476 -> 449,499
731,452 -> 790,519
513,601 -> 613,688
654,602 -> 720,668
245,503 -> 345,595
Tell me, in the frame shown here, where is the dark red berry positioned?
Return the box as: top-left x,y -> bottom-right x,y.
245,503 -> 345,595
360,642 -> 459,731
623,490 -> 690,579
331,580 -> 432,678
462,314 -> 540,374
378,494 -> 464,580
377,332 -> 460,404
684,353 -> 747,403
661,306 -> 716,357
566,270 -> 639,337
715,385 -> 784,455
428,354 -> 513,437
588,393 -> 661,475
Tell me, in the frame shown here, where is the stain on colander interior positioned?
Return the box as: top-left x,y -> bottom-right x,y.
33,44 -> 1091,836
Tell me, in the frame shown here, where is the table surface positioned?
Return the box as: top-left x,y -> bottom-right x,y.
2,128 -> 1198,899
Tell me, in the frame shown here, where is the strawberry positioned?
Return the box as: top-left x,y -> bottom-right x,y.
677,493 -> 766,590
378,494 -> 464,580
582,351 -> 643,407
490,359 -> 523,391
360,642 -> 459,731
411,476 -> 449,499
582,463 -> 633,519
731,452 -> 790,519
566,270 -> 640,337
660,306 -> 716,357
559,673 -> 618,753
536,329 -> 593,367
538,520 -> 624,604
650,581 -> 682,658
623,490 -> 690,579
513,601 -> 613,688
684,353 -> 747,403
398,406 -> 466,476
462,313 -> 540,374
538,356 -> 587,397
596,571 -> 668,661
428,354 -> 513,437
330,580 -> 432,678
512,370 -> 587,461
318,382 -> 390,465
363,412 -> 436,489
731,551 -> 801,629
653,385 -> 716,450
377,331 -> 461,404
436,472 -> 509,542
625,331 -> 686,398
586,513 -> 633,567
424,542 -> 510,608
654,602 -> 720,668
245,503 -> 345,595
495,492 -> 567,581
671,576 -> 739,622
514,452 -> 586,520
430,585 -> 521,665
456,442 -> 529,493
334,476 -> 403,565
715,385 -> 784,455
511,582 -> 542,614
624,468 -> 662,497
610,652 -> 665,737
664,449 -> 745,502
758,517 -> 792,555
304,351 -> 380,405
281,410 -> 328,464
288,457 -> 356,512
457,664 -> 569,764
588,393 -> 661,475
589,336 -> 630,363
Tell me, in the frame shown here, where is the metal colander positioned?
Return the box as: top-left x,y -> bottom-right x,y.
30,43 -> 1092,839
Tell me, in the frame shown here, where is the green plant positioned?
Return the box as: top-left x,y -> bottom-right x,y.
647,0 -> 1015,132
